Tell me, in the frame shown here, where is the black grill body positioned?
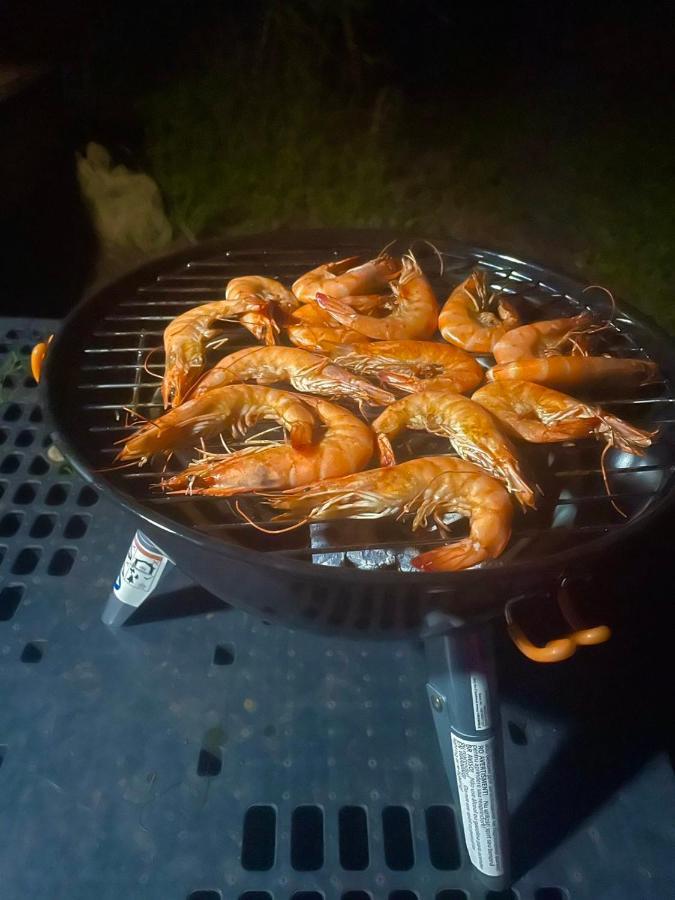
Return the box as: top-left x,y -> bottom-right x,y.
44,229 -> 675,637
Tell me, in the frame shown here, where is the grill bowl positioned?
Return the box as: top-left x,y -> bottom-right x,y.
44,229 -> 675,636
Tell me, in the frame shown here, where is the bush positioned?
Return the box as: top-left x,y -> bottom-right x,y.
140,7 -> 675,331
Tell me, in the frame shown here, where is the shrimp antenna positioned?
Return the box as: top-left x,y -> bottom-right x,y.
567,336 -> 589,357
112,408 -> 162,445
121,406 -> 159,427
462,270 -> 489,312
160,451 -> 174,475
243,424 -> 284,444
142,345 -> 164,381
234,499 -> 309,533
377,238 -> 398,259
600,442 -> 628,519
582,284 -> 617,327
93,460 -> 142,473
206,335 -> 230,351
425,240 -> 444,277
410,239 -> 444,277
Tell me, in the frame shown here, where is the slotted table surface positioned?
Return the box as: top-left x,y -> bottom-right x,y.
1,318 -> 674,900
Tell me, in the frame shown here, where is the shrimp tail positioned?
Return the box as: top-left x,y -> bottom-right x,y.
376,433 -> 397,466
316,292 -> 357,327
596,414 -> 656,455
288,421 -> 314,449
240,307 -> 279,346
500,465 -> 537,510
497,297 -> 520,328
412,538 -> 489,572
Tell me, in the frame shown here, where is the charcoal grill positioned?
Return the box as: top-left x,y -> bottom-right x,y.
42,229 -> 675,889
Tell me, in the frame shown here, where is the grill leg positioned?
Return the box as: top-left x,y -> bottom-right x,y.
101,530 -> 173,626
424,617 -> 511,890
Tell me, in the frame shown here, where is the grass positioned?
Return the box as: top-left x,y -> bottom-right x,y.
141,67 -> 400,238
139,31 -> 675,332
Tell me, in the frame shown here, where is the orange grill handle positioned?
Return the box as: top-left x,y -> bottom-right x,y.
506,581 -> 611,664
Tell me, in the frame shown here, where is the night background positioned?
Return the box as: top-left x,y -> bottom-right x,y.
1,1 -> 674,324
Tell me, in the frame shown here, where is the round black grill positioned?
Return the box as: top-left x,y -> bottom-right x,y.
43,230 -> 675,634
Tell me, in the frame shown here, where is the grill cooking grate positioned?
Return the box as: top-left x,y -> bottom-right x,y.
59,237 -> 675,571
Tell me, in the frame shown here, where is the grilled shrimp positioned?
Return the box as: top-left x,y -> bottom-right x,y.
487,355 -> 659,393
162,297 -> 273,408
191,345 -> 393,406
118,385 -> 316,463
316,252 -> 438,341
161,396 -> 374,497
439,271 -> 521,353
372,391 -> 535,509
473,380 -> 655,453
267,456 -> 513,572
292,253 -> 399,304
330,340 -> 484,394
492,313 -> 592,364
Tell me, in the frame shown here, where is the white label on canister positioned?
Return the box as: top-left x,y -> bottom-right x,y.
451,733 -> 504,877
112,535 -> 168,607
470,672 -> 491,731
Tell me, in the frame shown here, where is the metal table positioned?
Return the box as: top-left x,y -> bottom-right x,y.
1,318 -> 674,899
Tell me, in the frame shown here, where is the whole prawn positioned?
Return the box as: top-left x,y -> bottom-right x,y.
487,355 -> 659,393
118,385 -> 317,463
372,391 -> 535,509
439,271 -> 521,353
161,396 -> 375,497
190,345 -> 393,406
472,380 -> 655,453
161,296 -> 272,408
266,456 -> 513,572
329,340 -> 484,394
492,313 -> 592,364
292,253 -> 399,305
316,252 -> 438,341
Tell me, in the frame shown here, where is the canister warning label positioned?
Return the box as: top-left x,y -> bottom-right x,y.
113,534 -> 168,607
451,733 -> 504,876
470,672 -> 491,731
